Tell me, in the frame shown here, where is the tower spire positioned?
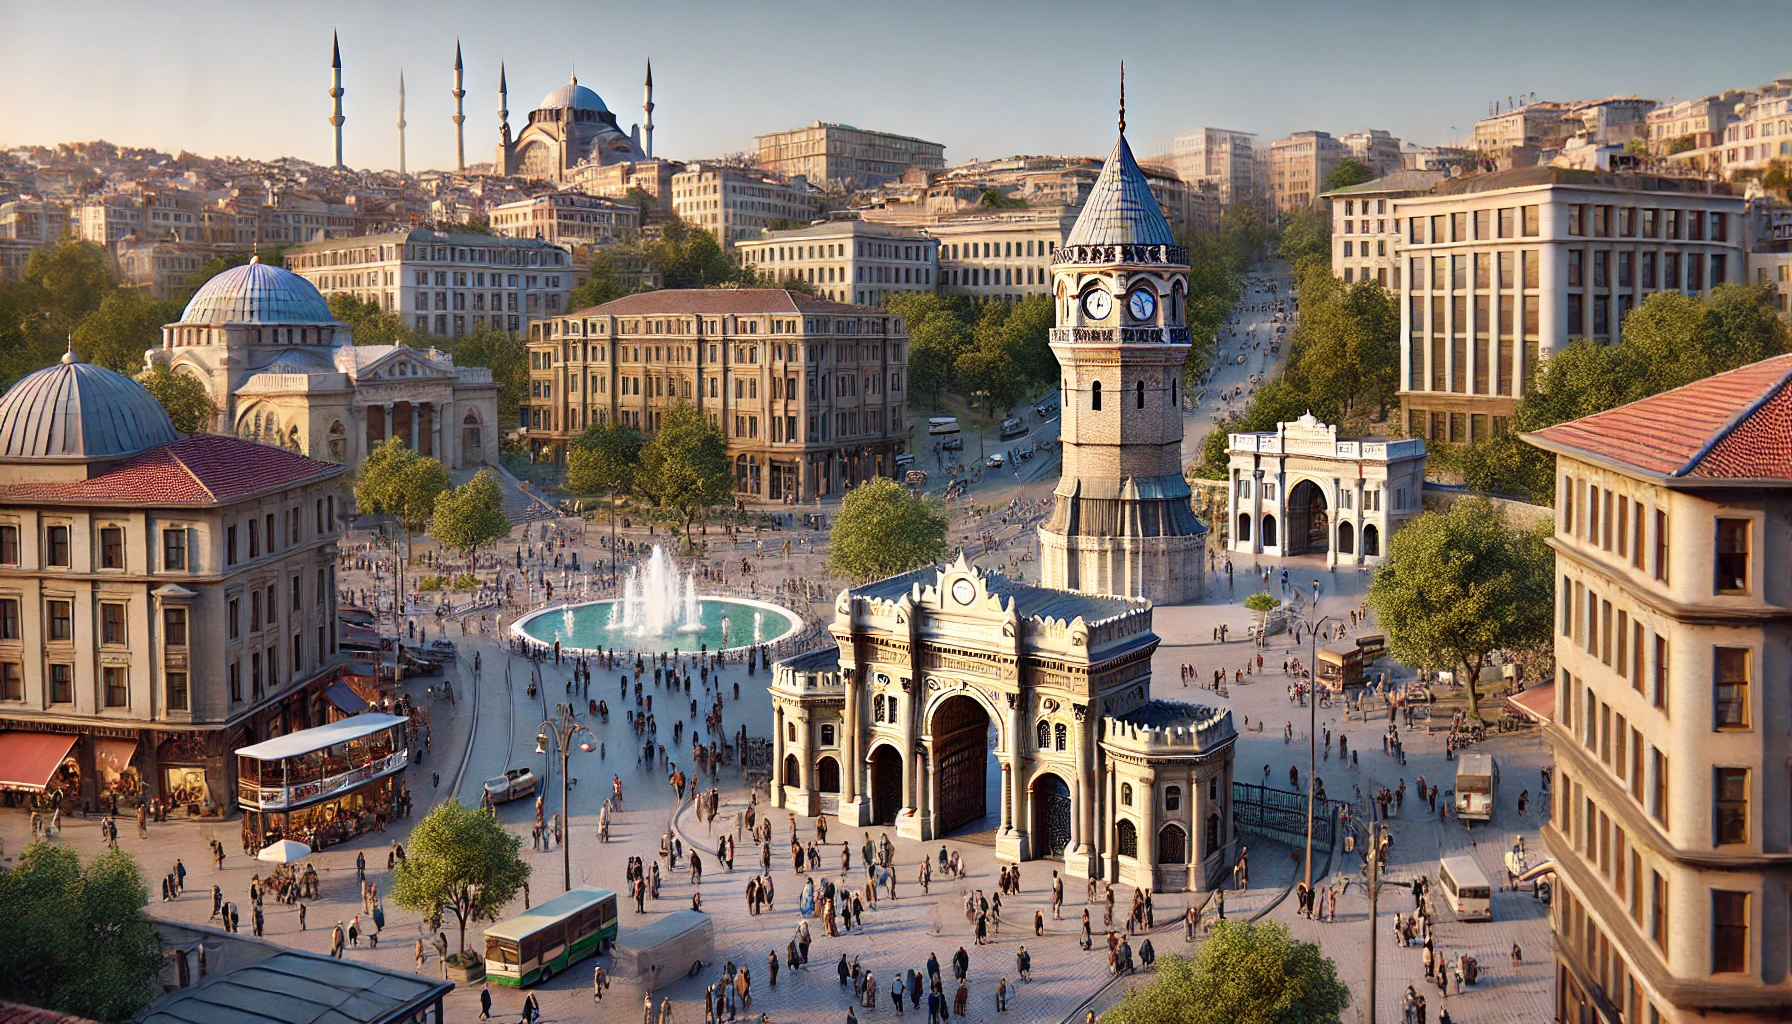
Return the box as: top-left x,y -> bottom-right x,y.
1118,59 -> 1126,136
642,58 -> 655,161
397,68 -> 407,175
328,30 -> 346,169
452,39 -> 467,172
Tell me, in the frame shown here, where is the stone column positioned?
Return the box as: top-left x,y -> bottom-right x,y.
383,403 -> 395,449
1066,705 -> 1096,878
1103,763 -> 1118,882
898,689 -> 915,813
1326,477 -> 1340,568
1250,470 -> 1265,556
432,402 -> 444,462
410,404 -> 421,452
1352,479 -> 1366,567
1138,768 -> 1158,892
796,714 -> 811,791
1000,763 -> 1013,830
772,704 -> 786,807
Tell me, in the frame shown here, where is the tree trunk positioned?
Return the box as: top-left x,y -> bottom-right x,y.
1463,654 -> 1486,720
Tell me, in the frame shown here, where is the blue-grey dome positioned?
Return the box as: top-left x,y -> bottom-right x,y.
180,259 -> 339,326
539,79 -> 609,113
0,350 -> 179,461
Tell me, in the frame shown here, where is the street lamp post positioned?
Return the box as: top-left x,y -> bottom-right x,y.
536,704 -> 596,893
1366,820 -> 1386,1024
1291,609 -> 1338,889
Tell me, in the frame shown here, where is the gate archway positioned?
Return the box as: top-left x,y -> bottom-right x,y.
1286,480 -> 1330,556
930,695 -> 992,836
1031,772 -> 1072,858
869,744 -> 903,826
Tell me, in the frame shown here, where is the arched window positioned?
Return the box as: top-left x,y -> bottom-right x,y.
1121,783 -> 1133,807
1116,819 -> 1138,858
1262,514 -> 1278,547
817,756 -> 841,793
787,722 -> 797,742
1054,723 -> 1068,751
1158,823 -> 1188,864
1136,380 -> 1145,408
820,724 -> 835,746
1338,521 -> 1354,555
783,753 -> 799,785
1036,720 -> 1051,751
1363,523 -> 1381,557
1237,513 -> 1251,543
874,694 -> 887,722
1091,380 -> 1102,411
1164,785 -> 1182,812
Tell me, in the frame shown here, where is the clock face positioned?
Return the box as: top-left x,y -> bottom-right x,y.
1128,288 -> 1157,321
1080,287 -> 1113,321
951,578 -> 976,605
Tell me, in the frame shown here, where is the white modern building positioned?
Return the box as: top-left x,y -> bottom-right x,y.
736,221 -> 937,306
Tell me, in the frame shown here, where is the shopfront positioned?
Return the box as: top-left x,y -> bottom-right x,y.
237,714 -> 408,853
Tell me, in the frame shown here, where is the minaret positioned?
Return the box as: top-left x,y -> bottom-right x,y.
495,62 -> 511,173
1037,65 -> 1205,605
452,40 -> 467,172
642,58 -> 655,160
396,69 -> 407,174
328,31 -> 346,169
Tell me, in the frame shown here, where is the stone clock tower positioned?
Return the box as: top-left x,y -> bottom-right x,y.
1038,98 -> 1206,604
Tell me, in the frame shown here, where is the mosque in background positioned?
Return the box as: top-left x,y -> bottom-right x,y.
494,63 -> 655,182
771,101 -> 1238,893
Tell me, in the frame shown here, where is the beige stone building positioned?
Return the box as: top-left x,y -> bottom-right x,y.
754,122 -> 945,190
1038,127 -> 1205,605
1323,170 -> 1445,287
525,289 -> 910,501
0,354 -> 349,818
0,200 -> 68,245
769,555 -> 1237,889
115,240 -> 217,301
931,208 -> 1077,302
1166,127 -> 1257,207
1721,79 -> 1792,174
488,191 -> 639,246
1225,415 -> 1426,566
670,164 -> 825,247
1268,131 -> 1344,218
736,221 -> 937,306
1472,101 -> 1575,161
1339,129 -> 1404,177
1523,354 -> 1792,1024
1647,92 -> 1744,157
1396,168 -> 1745,442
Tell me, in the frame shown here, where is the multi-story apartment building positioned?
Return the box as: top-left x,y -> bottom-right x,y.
1397,168 -> 1745,442
1746,202 -> 1792,312
115,239 -> 217,301
255,194 -> 364,247
523,289 -> 910,501
1167,128 -> 1258,207
0,355 -> 349,818
0,239 -> 35,282
1338,129 -> 1404,177
0,200 -> 68,245
564,159 -> 683,222
671,164 -> 825,247
1524,356 -> 1792,1024
1323,170 -> 1446,286
754,122 -> 946,190
285,228 -> 572,338
736,221 -> 937,307
1648,92 -> 1747,158
1268,131 -> 1344,218
931,208 -> 1078,302
1472,101 -> 1575,160
1721,79 -> 1792,174
488,192 -> 640,247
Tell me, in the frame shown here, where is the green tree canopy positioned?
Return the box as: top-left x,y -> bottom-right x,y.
23,238 -> 114,321
357,438 -> 451,563
647,219 -> 737,289
636,402 -> 735,547
1278,209 -> 1332,267
429,469 -> 511,557
75,289 -> 184,373
1326,159 -> 1375,192
137,364 -> 218,434
0,843 -> 165,1022
1367,497 -> 1554,716
329,293 -> 427,347
390,801 -> 530,958
1102,920 -> 1350,1024
566,421 -> 644,497
827,477 -> 951,582
449,326 -> 530,424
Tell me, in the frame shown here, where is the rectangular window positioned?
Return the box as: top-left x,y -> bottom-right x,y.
1714,767 -> 1749,845
1651,748 -> 1668,827
1714,647 -> 1749,728
0,526 -> 16,564
1651,871 -> 1668,950
46,599 -> 71,642
49,663 -> 71,704
162,528 -> 187,571
0,662 -> 19,701
1712,890 -> 1749,974
101,603 -> 126,645
103,666 -> 128,708
1654,509 -> 1669,582
100,527 -> 123,569
0,598 -> 17,641
45,525 -> 69,567
165,671 -> 188,712
1715,518 -> 1750,594
1654,634 -> 1668,710
164,607 -> 188,648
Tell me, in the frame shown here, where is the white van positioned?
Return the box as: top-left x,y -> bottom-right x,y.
1438,855 -> 1493,921
1455,754 -> 1498,823
928,416 -> 960,436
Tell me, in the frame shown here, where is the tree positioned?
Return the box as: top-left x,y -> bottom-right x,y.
429,469 -> 511,557
1102,920 -> 1350,1024
646,220 -> 737,289
390,802 -> 530,960
22,238 -> 114,321
137,364 -> 217,433
1278,209 -> 1332,267
1243,592 -> 1280,634
0,843 -> 165,1022
357,438 -> 450,612
329,293 -> 425,347
978,188 -> 1028,209
636,403 -> 734,548
1367,497 -> 1554,718
567,422 -> 644,576
1326,159 -> 1374,191
75,289 -> 184,373
827,477 -> 950,582
450,326 -> 530,424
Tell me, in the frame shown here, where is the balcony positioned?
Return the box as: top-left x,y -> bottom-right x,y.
1050,326 -> 1192,346
237,750 -> 408,811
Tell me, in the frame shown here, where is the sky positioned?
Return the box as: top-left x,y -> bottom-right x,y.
4,0 -> 1792,172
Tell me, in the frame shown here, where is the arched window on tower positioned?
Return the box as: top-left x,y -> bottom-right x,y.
1116,819 -> 1138,858
1091,380 -> 1102,411
1054,723 -> 1067,751
1036,720 -> 1051,751
874,694 -> 886,722
1136,380 -> 1145,408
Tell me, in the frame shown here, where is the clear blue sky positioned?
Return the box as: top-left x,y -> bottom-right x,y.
4,0 -> 1791,171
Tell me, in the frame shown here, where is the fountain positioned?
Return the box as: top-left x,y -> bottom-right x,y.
511,544 -> 800,654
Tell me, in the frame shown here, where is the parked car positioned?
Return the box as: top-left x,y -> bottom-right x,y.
985,453 -> 1007,468
485,767 -> 540,804
941,437 -> 964,452
999,416 -> 1027,439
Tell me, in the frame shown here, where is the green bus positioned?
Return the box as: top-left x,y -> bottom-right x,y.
483,886 -> 618,987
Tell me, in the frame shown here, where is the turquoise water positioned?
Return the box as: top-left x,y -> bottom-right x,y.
515,598 -> 799,654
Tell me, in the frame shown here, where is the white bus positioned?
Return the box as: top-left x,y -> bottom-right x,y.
484,886 -> 618,987
1455,754 -> 1498,823
1438,855 -> 1493,921
927,416 -> 961,436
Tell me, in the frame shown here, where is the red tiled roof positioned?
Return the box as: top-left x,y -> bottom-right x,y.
1526,354 -> 1792,481
0,433 -> 344,507
0,1000 -> 100,1024
570,288 -> 882,319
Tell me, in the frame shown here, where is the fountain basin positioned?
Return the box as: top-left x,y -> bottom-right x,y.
511,597 -> 801,655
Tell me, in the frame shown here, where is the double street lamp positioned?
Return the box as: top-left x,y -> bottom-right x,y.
536,704 -> 596,893
1288,607 -> 1339,889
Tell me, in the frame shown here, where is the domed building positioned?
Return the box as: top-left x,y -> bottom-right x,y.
495,68 -> 652,182
149,258 -> 499,469
0,352 -> 352,819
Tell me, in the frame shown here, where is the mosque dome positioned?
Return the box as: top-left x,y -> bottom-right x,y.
538,78 -> 609,113
180,258 -> 339,326
0,349 -> 179,461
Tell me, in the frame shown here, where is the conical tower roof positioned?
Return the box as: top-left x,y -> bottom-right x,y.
1064,134 -> 1175,248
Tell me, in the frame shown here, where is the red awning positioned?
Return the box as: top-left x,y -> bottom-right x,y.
0,732 -> 79,792
94,737 -> 140,778
1505,681 -> 1556,725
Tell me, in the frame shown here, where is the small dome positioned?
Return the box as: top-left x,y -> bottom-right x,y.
0,352 -> 179,461
180,259 -> 339,326
538,79 -> 609,113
